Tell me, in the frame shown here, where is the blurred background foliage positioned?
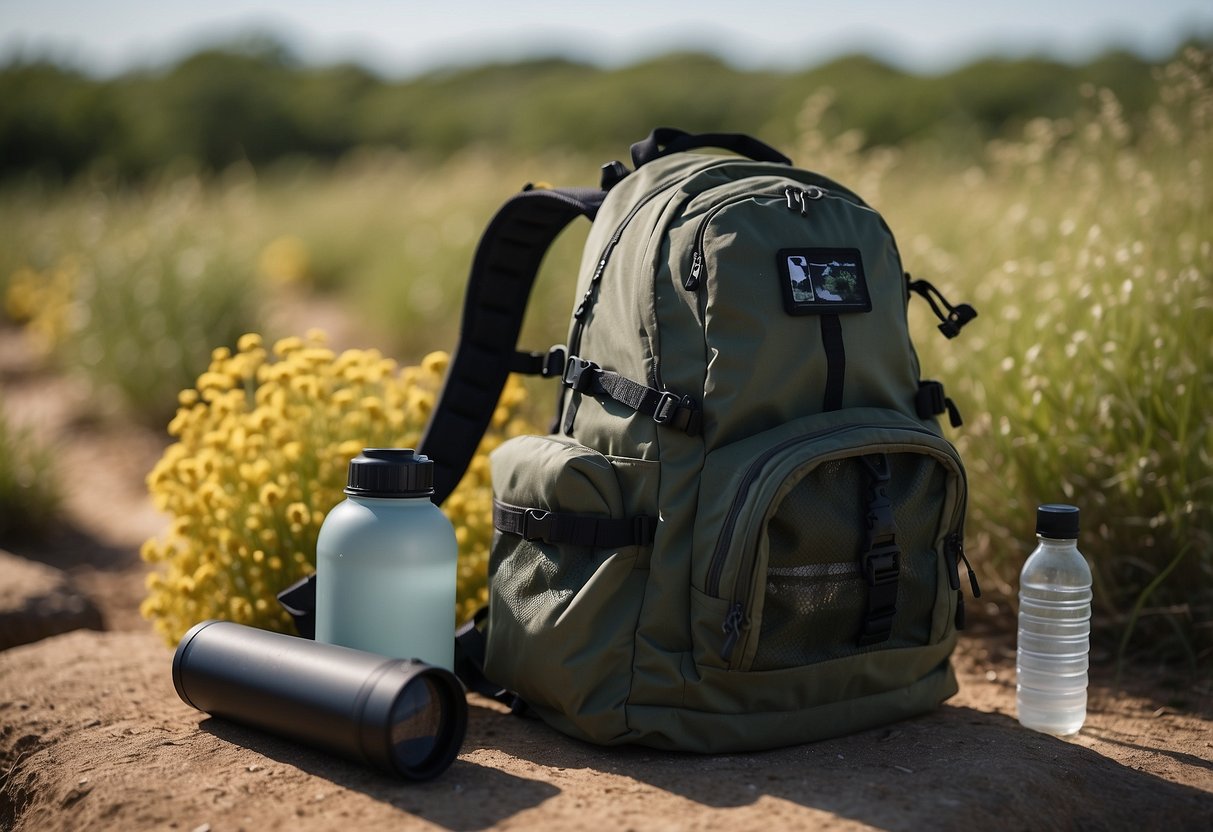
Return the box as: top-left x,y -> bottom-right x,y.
0,40 -> 1210,670
0,37 -> 1188,181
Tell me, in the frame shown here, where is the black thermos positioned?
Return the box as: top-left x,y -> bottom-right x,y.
173,620 -> 467,781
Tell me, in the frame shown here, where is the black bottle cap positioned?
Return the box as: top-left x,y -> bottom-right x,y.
345,449 -> 434,498
1036,503 -> 1080,539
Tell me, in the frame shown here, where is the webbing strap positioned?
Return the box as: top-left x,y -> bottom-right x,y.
418,186 -> 604,504
858,453 -> 901,646
820,314 -> 846,411
493,500 -> 657,549
562,355 -> 701,435
454,607 -> 528,714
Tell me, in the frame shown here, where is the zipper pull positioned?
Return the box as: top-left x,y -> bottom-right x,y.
959,544 -> 982,598
720,601 -> 746,661
948,532 -> 981,597
685,250 -> 704,290
947,532 -> 979,629
945,533 -> 962,592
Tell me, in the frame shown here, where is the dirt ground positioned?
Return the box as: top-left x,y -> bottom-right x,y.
1,323 -> 1211,831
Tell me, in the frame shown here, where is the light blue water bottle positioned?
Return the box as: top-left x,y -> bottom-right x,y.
315,449 -> 457,670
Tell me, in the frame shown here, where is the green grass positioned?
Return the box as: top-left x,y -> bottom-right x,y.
0,403 -> 60,541
0,173 -> 264,425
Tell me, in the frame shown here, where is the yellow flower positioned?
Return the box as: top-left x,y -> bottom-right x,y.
140,336 -> 538,645
257,236 -> 311,286
285,502 -> 310,525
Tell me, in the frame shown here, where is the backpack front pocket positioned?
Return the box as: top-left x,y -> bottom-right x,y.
690,408 -> 965,672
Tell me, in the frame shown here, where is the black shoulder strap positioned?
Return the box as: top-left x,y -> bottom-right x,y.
419,185 -> 604,504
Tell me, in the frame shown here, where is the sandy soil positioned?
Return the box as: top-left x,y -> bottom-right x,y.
1,322 -> 1211,831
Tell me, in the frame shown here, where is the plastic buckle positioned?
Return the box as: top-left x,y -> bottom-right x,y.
522,509 -> 553,542
863,545 -> 900,586
542,345 -> 567,378
562,358 -> 599,392
652,391 -> 682,425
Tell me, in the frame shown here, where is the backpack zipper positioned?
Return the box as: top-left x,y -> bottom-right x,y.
710,423 -> 966,663
574,160 -> 745,323
684,186 -> 826,291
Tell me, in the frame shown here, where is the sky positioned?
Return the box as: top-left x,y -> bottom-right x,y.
1,1 -> 1211,78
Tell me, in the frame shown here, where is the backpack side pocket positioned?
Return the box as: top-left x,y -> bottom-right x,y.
486,434 -> 657,744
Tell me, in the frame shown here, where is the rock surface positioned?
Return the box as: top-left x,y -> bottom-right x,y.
1,629 -> 1210,831
0,549 -> 103,651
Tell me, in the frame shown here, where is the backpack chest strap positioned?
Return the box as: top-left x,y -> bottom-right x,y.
562,355 -> 701,435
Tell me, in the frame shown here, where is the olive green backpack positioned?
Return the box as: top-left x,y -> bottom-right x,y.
419,128 -> 981,753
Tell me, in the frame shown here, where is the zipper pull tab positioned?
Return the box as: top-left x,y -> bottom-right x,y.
685,250 -> 704,290
945,533 -> 962,592
720,601 -> 746,661
957,539 -> 981,598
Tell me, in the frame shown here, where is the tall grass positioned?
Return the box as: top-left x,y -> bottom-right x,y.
0,403 -> 60,541
1,173 -> 263,425
848,49 -> 1211,666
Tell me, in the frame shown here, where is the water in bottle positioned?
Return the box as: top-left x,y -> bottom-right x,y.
315,449 -> 458,670
1016,503 -> 1092,736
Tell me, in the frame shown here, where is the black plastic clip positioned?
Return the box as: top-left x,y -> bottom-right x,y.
651,392 -> 701,435
938,304 -> 978,339
562,357 -> 600,393
652,391 -> 682,425
906,274 -> 977,339
521,509 -> 553,542
863,545 -> 901,587
511,345 -> 567,378
916,380 -> 964,428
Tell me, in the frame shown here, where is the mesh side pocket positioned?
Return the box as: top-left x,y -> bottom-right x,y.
752,452 -> 948,671
489,536 -> 603,629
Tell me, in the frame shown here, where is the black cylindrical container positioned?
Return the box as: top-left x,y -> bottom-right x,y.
173,620 -> 467,781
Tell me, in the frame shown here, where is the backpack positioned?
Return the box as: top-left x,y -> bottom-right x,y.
284,128 -> 981,753
415,128 -> 981,753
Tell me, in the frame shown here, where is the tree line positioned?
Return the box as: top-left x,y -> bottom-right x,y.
0,37 -> 1192,182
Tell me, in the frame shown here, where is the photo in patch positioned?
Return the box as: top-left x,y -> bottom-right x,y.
777,247 -> 872,315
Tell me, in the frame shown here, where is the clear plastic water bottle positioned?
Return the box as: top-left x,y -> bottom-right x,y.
1016,503 -> 1092,736
315,449 -> 457,670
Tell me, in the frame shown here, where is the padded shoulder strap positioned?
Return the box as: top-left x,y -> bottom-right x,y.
419,185 -> 604,504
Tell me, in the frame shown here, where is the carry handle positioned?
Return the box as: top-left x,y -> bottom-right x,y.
630,127 -> 792,168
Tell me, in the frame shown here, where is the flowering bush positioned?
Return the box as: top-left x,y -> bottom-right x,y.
141,331 -> 534,644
